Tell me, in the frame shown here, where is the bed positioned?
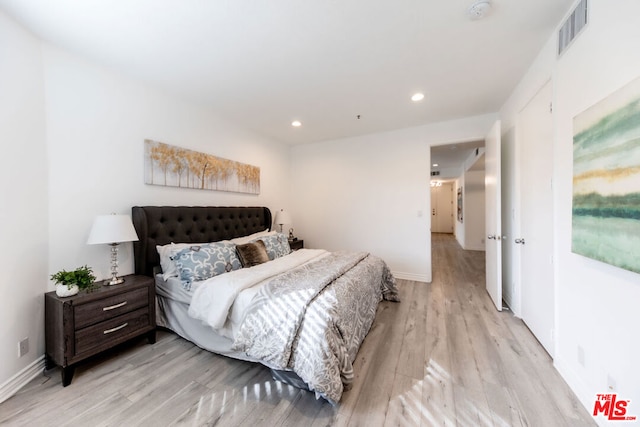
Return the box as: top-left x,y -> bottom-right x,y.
132,205 -> 399,403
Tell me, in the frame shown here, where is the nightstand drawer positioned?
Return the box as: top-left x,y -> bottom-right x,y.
75,307 -> 150,356
74,287 -> 149,329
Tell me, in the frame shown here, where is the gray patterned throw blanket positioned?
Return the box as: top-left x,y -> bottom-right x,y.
232,251 -> 399,403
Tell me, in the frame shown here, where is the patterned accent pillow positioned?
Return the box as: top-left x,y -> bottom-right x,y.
259,233 -> 291,260
236,240 -> 270,267
173,241 -> 242,290
156,242 -> 206,280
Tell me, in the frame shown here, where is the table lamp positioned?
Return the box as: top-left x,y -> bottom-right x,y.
87,214 -> 139,285
274,209 -> 292,233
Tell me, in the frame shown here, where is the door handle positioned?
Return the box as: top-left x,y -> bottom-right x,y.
515,238 -> 525,244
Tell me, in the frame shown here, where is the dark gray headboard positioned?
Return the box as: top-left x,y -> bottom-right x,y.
132,206 -> 272,277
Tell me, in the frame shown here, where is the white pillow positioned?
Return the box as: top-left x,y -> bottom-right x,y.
230,229 -> 274,245
156,242 -> 205,281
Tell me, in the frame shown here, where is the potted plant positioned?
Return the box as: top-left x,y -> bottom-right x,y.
51,265 -> 97,297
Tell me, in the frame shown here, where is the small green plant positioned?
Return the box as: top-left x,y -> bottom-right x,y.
50,265 -> 97,290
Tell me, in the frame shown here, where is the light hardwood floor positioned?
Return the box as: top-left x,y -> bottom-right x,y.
1,234 -> 595,426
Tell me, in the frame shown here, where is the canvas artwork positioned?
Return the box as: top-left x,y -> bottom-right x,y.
457,187 -> 463,223
144,140 -> 260,194
572,77 -> 640,274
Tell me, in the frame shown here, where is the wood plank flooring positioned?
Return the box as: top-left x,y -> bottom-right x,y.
0,234 -> 595,426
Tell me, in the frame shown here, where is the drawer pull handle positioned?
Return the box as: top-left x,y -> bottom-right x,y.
103,301 -> 127,311
103,323 -> 128,334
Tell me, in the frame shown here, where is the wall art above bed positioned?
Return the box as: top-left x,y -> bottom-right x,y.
572,76 -> 640,274
144,139 -> 260,194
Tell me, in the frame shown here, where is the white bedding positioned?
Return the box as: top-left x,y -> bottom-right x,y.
187,249 -> 329,333
155,246 -> 399,403
156,249 -> 331,340
155,276 -> 192,304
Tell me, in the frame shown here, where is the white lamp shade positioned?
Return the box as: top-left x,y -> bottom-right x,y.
87,214 -> 139,245
274,209 -> 292,225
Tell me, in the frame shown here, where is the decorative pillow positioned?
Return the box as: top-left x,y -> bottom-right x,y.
259,233 -> 291,260
156,242 -> 205,281
173,241 -> 242,290
236,240 -> 270,267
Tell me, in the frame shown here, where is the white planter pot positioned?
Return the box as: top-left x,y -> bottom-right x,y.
55,284 -> 79,297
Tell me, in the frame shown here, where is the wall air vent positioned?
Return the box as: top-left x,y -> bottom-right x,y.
431,171 -> 440,176
558,0 -> 588,56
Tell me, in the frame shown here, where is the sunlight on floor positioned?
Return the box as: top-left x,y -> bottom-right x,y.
190,379 -> 300,424
386,358 -> 511,427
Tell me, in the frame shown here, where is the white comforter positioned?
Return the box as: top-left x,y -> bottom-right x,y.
187,249 -> 329,332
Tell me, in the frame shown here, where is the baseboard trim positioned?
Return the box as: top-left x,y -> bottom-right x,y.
0,355 -> 46,404
553,356 -> 595,423
503,290 -> 514,312
392,271 -> 431,283
463,244 -> 485,251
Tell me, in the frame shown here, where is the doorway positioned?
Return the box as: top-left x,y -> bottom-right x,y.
430,141 -> 486,248
431,182 -> 454,233
430,142 -> 486,244
516,81 -> 555,356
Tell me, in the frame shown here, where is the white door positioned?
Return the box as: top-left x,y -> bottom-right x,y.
431,183 -> 454,233
517,81 -> 555,355
485,121 -> 502,311
430,186 -> 439,231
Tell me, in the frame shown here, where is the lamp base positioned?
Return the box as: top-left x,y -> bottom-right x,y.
103,276 -> 125,286
104,243 -> 125,286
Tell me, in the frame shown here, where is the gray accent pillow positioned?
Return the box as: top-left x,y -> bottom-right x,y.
236,240 -> 270,267
259,233 -> 291,260
173,241 -> 242,290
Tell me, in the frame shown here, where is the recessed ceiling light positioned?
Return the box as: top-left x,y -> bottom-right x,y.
411,93 -> 425,102
433,163 -> 439,167
291,120 -> 302,127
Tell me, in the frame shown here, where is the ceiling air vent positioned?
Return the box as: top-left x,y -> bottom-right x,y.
558,0 -> 588,56
431,171 -> 440,176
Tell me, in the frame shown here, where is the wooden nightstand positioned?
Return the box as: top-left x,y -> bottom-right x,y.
289,239 -> 304,251
45,274 -> 156,386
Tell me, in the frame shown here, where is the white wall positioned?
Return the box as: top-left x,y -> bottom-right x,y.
291,114 -> 496,283
454,179 -> 464,244
0,10 -> 48,394
0,13 -> 292,393
462,169 -> 485,251
500,0 -> 640,417
500,127 -> 519,313
454,149 -> 486,252
43,44 -> 292,282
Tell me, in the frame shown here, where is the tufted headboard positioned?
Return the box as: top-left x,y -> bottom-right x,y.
132,206 -> 272,277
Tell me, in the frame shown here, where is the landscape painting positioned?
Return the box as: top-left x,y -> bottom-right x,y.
457,187 -> 463,222
144,140 -> 260,194
572,76 -> 640,274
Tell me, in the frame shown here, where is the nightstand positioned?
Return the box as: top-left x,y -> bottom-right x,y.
45,274 -> 156,386
289,239 -> 304,251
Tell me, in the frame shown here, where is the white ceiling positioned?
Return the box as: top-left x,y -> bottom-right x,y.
0,0 -> 573,145
431,140 -> 484,179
